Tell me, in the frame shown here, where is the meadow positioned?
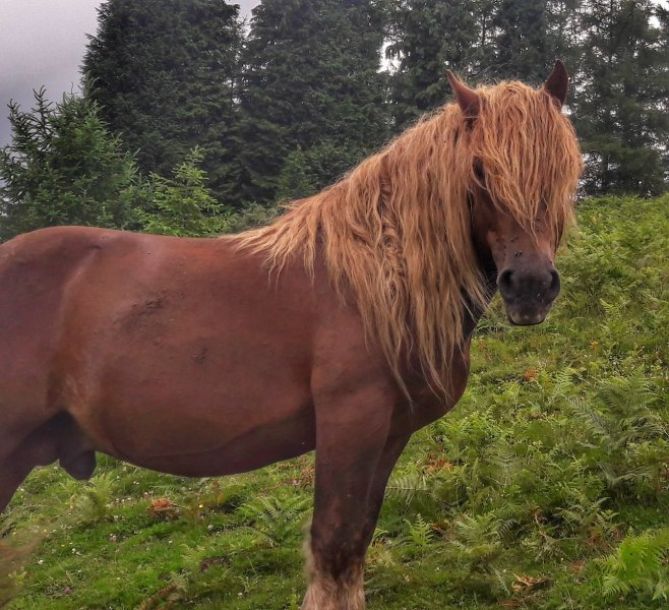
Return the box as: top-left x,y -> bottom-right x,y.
1,194 -> 668,610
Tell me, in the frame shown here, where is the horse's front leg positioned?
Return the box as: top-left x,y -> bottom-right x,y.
302,383 -> 398,610
361,433 -> 410,547
303,435 -> 410,610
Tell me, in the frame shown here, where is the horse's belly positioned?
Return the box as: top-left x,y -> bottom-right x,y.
102,398 -> 316,477
64,318 -> 315,472
75,357 -> 316,476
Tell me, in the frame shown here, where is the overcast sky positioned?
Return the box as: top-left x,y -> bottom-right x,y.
0,0 -> 259,147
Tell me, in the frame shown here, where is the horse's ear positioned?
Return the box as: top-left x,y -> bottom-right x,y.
543,60 -> 568,108
446,70 -> 480,120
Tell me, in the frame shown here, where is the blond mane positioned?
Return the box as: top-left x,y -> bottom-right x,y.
232,80 -> 583,399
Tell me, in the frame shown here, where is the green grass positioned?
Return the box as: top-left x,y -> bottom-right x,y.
2,194 -> 669,610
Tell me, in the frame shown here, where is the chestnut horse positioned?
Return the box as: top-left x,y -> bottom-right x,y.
0,63 -> 582,609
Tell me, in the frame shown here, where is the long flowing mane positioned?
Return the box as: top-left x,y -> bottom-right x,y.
233,81 -> 582,399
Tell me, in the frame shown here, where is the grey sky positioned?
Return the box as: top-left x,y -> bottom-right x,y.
0,0 -> 259,147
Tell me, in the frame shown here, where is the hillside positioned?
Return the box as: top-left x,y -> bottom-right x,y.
2,194 -> 668,610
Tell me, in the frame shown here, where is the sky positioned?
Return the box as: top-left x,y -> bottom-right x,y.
0,0 -> 259,147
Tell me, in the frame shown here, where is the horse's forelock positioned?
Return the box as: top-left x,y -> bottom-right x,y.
471,81 -> 583,243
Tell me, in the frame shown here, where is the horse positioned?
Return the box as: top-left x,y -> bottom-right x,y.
0,61 -> 582,609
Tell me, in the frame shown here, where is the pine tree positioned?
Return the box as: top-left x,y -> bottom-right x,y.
139,148 -> 228,237
236,0 -> 389,204
573,0 -> 669,195
276,147 -> 317,202
546,0 -> 583,76
0,90 -> 142,241
653,4 -> 669,185
387,0 -> 480,128
386,1 -> 586,122
491,0 -> 551,84
83,0 -> 243,203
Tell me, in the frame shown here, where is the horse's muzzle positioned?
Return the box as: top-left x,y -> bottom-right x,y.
498,266 -> 560,326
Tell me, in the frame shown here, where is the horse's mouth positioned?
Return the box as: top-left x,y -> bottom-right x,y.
505,306 -> 549,326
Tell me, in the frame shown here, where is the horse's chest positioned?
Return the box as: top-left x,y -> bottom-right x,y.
404,351 -> 471,432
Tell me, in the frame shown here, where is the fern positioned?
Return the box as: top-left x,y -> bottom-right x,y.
386,471 -> 431,505
69,472 -> 115,525
239,494 -> 310,545
447,513 -> 502,571
399,514 -> 434,552
599,528 -> 669,600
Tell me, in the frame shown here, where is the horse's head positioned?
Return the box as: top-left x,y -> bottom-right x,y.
470,186 -> 561,325
447,61 -> 581,325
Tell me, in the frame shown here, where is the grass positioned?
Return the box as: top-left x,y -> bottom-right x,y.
2,194 -> 668,610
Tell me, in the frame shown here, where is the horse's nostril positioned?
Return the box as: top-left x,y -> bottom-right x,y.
547,269 -> 560,300
498,269 -> 515,298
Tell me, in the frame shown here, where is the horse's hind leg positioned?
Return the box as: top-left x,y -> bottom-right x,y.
0,413 -> 96,514
0,456 -> 34,514
0,418 -> 41,514
302,383 -> 398,610
0,430 -> 48,514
